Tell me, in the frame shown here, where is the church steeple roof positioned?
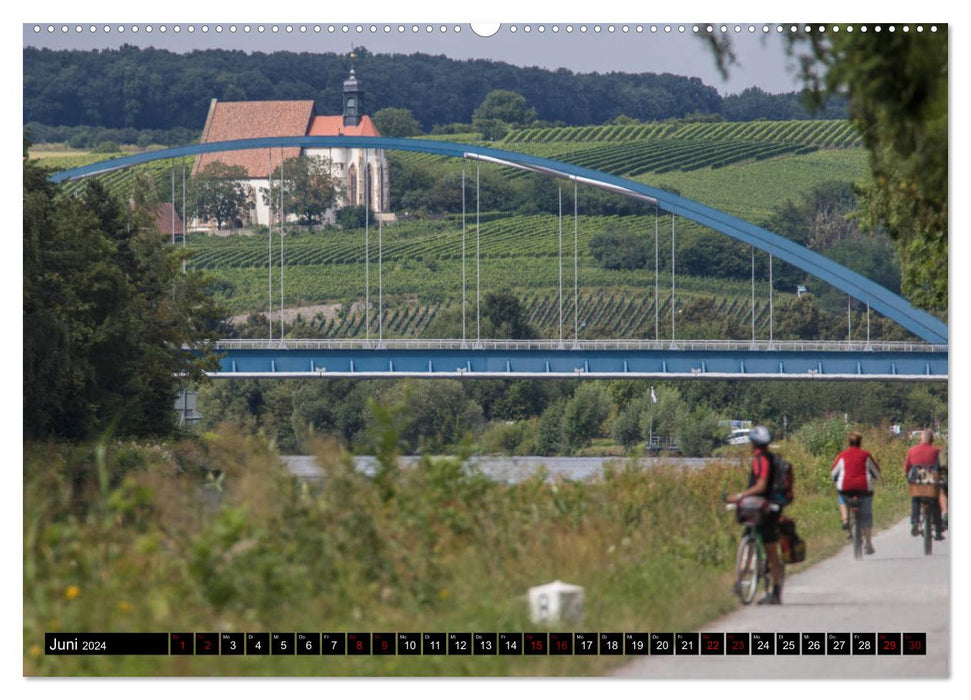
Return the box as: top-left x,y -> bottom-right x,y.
343,67 -> 362,92
342,65 -> 365,127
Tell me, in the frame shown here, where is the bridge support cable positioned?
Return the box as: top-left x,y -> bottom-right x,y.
654,204 -> 659,341
867,296 -> 871,349
574,179 -> 579,349
558,184 -> 564,347
268,150 -> 273,342
379,191 -> 383,346
181,159 -> 186,273
671,213 -> 676,347
848,296 -> 852,344
751,247 -> 756,344
769,252 -> 774,349
280,153 -> 285,342
476,165 -> 481,346
365,151 -> 370,346
171,165 -> 176,246
461,164 -> 467,346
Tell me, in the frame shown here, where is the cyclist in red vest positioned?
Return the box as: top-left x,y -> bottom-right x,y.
904,429 -> 945,539
831,432 -> 882,554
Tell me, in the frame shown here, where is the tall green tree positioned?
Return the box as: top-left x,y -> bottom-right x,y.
813,32 -> 947,311
707,30 -> 947,310
472,89 -> 538,125
190,161 -> 250,230
24,139 -> 223,439
482,291 -> 535,339
562,384 -> 611,450
472,89 -> 537,139
373,107 -> 422,137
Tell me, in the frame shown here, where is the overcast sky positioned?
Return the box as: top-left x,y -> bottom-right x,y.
22,22 -> 807,95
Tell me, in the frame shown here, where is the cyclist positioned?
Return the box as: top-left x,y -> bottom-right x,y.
831,432 -> 882,554
728,425 -> 784,605
904,429 -> 944,540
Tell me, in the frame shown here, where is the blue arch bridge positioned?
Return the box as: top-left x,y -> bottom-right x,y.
52,136 -> 948,382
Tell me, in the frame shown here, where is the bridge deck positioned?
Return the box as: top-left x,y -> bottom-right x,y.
209,339 -> 947,380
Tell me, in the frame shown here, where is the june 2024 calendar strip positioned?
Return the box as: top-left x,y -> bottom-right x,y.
44,632 -> 925,656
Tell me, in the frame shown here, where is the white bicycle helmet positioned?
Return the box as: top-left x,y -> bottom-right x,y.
749,425 -> 772,446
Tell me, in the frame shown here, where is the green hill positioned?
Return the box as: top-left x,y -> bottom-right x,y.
43,118 -> 880,340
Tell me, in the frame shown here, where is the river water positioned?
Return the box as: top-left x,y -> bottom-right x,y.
281,454 -> 732,484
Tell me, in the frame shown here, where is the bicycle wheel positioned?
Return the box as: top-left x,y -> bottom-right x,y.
734,534 -> 760,604
851,509 -> 863,560
922,502 -> 933,556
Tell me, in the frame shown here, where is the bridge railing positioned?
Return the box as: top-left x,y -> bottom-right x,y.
210,339 -> 947,353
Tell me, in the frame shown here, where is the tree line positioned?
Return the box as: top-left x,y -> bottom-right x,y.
24,45 -> 846,136
196,374 -> 946,457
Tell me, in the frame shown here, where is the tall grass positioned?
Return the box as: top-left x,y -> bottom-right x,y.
24,425 -> 913,676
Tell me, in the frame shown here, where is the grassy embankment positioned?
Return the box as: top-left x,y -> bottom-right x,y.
25,425 -> 912,676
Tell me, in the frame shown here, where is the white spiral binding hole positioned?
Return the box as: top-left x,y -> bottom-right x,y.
28,23 -> 939,36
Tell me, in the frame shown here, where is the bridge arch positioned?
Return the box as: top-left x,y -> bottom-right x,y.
49,136 -> 947,344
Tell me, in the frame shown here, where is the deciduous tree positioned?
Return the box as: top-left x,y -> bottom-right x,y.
267,155 -> 341,226
190,161 -> 250,230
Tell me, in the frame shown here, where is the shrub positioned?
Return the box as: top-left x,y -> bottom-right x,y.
611,398 -> 647,449
94,140 -> 121,153
794,415 -> 852,457
589,229 -> 650,270
535,399 -> 568,455
562,384 -> 611,450
677,407 -> 723,457
481,420 -> 537,456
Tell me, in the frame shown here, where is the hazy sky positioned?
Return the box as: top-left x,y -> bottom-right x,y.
22,23 -> 806,95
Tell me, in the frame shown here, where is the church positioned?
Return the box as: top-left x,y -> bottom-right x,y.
192,68 -> 391,227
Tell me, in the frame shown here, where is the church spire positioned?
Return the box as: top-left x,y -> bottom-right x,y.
342,60 -> 364,128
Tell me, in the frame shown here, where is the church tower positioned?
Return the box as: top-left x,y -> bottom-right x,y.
342,67 -> 364,128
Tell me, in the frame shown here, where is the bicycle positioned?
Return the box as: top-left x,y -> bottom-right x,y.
908,466 -> 941,557
726,497 -> 784,604
916,496 -> 938,556
842,493 -> 865,560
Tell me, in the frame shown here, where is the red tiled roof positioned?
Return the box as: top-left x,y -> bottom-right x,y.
308,115 -> 381,137
154,202 -> 184,236
194,100 -> 315,178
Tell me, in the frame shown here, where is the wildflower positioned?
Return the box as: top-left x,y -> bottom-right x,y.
30,645 -> 41,657
65,585 -> 80,601
118,601 -> 132,614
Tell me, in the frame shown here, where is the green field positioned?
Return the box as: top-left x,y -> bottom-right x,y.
644,149 -> 868,222
502,119 -> 862,148
187,213 -> 784,331
393,121 -> 868,223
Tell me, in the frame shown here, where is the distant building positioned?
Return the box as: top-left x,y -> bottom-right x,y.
137,201 -> 184,238
192,68 -> 391,228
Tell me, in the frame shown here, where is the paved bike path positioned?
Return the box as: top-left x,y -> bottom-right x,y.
614,518 -> 949,678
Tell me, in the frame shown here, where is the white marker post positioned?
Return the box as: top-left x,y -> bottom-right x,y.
528,580 -> 585,624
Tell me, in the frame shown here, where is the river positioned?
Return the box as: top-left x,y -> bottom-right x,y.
281,454 -> 733,484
